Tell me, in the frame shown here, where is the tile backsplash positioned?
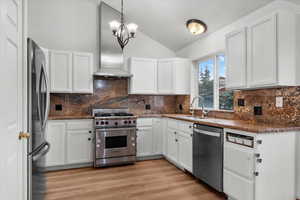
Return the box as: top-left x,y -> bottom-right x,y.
49,77 -> 190,117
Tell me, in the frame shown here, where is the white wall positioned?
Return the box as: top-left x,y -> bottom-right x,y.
176,0 -> 300,60
28,0 -> 175,72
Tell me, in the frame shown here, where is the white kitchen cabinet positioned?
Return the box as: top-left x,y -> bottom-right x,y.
72,52 -> 94,93
172,59 -> 191,94
223,129 -> 296,200
49,49 -> 94,93
50,50 -> 73,93
45,121 -> 66,167
129,58 -> 157,94
153,118 -> 163,155
167,128 -> 178,163
137,126 -> 153,157
177,131 -> 193,172
130,57 -> 190,95
45,120 -> 93,168
248,14 -> 277,87
66,130 -> 93,164
226,11 -> 300,89
225,28 -> 247,89
165,119 -> 193,173
157,60 -> 173,94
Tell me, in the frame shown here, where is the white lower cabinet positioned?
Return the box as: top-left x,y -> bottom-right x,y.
224,129 -> 296,200
45,121 -> 66,167
137,126 -> 153,157
165,119 -> 193,173
137,118 -> 163,157
66,130 -> 93,164
45,120 -> 93,168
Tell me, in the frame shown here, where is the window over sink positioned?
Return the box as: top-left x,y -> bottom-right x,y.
195,53 -> 233,111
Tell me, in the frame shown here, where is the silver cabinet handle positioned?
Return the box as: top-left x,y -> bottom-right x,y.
257,140 -> 262,144
255,153 -> 260,158
254,172 -> 259,176
257,158 -> 262,163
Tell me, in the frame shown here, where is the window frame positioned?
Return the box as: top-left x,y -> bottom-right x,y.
191,52 -> 232,111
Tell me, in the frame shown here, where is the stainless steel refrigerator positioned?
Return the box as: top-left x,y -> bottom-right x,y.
27,38 -> 51,200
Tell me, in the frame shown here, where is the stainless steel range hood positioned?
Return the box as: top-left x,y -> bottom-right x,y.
94,2 -> 132,78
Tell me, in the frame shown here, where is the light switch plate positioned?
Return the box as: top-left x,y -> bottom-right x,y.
276,96 -> 283,108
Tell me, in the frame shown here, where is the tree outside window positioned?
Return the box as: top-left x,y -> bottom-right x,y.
197,54 -> 233,110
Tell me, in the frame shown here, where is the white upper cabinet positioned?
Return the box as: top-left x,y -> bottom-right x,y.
226,11 -> 300,89
72,52 -> 94,93
157,60 -> 173,94
226,28 -> 247,89
129,58 -> 157,94
172,59 -> 191,94
130,57 -> 191,95
248,14 -> 277,87
50,51 -> 73,93
49,50 -> 94,93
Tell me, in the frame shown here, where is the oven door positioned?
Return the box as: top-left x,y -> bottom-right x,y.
96,127 -> 136,159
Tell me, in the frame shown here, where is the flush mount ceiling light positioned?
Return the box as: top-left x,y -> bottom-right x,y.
109,0 -> 138,50
186,19 -> 207,35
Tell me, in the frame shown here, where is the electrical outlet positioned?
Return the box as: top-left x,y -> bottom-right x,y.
238,99 -> 245,106
276,96 -> 283,108
55,104 -> 63,111
145,104 -> 151,110
254,106 -> 262,116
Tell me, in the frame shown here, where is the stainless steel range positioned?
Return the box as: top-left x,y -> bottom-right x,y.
93,109 -> 137,167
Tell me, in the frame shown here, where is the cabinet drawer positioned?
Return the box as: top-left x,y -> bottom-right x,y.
224,144 -> 254,179
177,121 -> 193,134
137,118 -> 153,127
167,119 -> 178,130
224,170 -> 254,200
67,120 -> 93,130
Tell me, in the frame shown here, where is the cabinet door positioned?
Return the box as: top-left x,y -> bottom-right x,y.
248,14 -> 277,87
50,51 -> 72,92
129,58 -> 157,94
226,28 -> 247,89
167,128 -> 178,163
45,121 -> 66,167
72,52 -> 94,93
173,60 -> 191,94
137,127 -> 153,157
66,130 -> 93,164
153,119 -> 163,155
157,60 -> 173,94
177,132 -> 193,172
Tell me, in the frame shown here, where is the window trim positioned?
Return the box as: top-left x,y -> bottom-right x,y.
191,52 -> 232,111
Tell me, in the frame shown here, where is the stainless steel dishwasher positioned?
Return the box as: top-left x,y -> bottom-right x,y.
193,124 -> 224,192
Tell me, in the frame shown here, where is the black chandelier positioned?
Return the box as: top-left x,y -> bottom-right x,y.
109,0 -> 138,50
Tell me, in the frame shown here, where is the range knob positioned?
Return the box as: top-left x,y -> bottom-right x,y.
96,121 -> 99,125
115,122 -> 118,126
100,121 -> 104,125
124,121 -> 128,124
128,121 -> 132,124
105,121 -> 109,125
133,120 -> 136,124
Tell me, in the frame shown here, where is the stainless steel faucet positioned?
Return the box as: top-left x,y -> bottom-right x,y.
190,96 -> 209,118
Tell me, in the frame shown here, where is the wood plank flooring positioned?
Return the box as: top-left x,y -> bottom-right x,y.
45,159 -> 226,200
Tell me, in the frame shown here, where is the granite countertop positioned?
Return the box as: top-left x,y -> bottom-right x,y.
48,115 -> 94,120
163,114 -> 300,134
48,114 -> 300,133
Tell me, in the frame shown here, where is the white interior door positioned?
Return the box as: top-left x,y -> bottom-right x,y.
0,0 -> 24,199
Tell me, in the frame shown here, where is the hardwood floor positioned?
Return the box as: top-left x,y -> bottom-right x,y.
45,159 -> 226,200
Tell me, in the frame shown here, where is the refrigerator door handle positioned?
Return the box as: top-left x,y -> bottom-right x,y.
41,66 -> 50,130
29,142 -> 50,161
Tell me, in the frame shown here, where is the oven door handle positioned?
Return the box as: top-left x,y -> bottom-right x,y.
96,127 -> 137,132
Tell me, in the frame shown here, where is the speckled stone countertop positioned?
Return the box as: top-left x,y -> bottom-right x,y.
163,114 -> 300,133
48,115 -> 94,120
48,114 -> 300,133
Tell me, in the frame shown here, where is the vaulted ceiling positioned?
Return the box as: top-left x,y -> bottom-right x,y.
103,0 -> 277,51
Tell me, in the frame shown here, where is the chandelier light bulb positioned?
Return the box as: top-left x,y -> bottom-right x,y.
109,20 -> 121,35
127,23 -> 138,37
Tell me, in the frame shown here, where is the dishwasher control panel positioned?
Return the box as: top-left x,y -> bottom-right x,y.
226,132 -> 254,148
